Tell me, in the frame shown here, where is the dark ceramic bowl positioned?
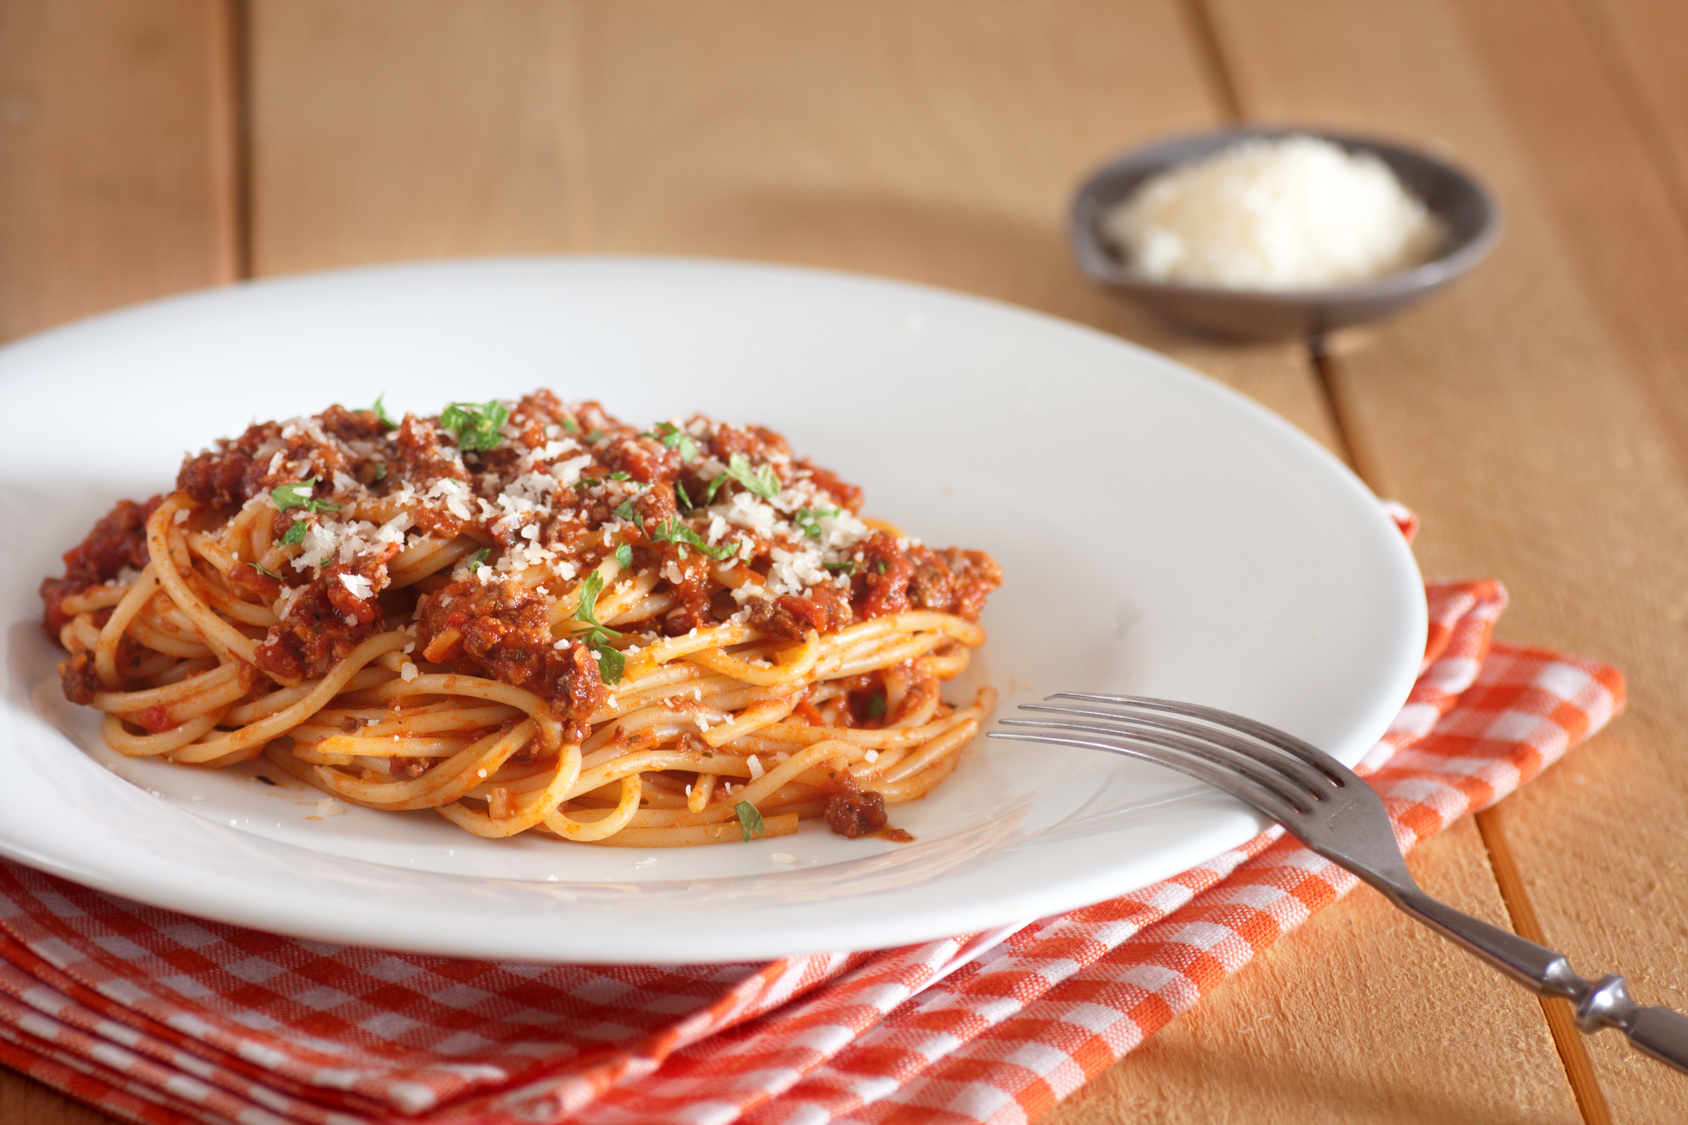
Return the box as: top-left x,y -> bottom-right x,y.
1069,126 -> 1502,341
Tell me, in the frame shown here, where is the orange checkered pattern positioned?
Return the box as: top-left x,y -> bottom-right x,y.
0,576 -> 1624,1125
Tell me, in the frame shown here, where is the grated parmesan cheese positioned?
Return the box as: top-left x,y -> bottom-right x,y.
1103,135 -> 1445,290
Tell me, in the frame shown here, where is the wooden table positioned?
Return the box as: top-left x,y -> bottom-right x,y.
4,2 -> 1686,1121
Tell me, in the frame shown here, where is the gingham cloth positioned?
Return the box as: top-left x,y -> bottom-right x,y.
0,576 -> 1624,1125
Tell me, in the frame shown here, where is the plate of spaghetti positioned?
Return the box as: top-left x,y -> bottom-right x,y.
0,258 -> 1425,962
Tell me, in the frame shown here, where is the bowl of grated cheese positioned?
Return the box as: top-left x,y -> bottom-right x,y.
1070,127 -> 1501,340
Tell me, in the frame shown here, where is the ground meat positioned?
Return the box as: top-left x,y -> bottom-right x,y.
416,578 -> 609,737
602,435 -> 682,484
39,495 -> 163,633
393,416 -> 468,487
854,531 -> 918,619
706,422 -> 790,466
934,548 -> 1002,620
316,404 -> 387,443
824,790 -> 890,838
58,651 -> 100,705
747,588 -> 853,641
850,532 -> 1002,622
254,582 -> 379,684
660,548 -> 717,636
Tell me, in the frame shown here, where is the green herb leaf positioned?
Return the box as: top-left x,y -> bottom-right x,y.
570,575 -> 625,685
823,560 -> 859,574
372,393 -> 397,429
705,452 -> 781,503
735,800 -> 766,842
571,571 -> 622,641
866,691 -> 888,718
674,479 -> 695,511
645,422 -> 699,463
873,558 -> 888,574
559,416 -> 579,433
271,478 -> 341,514
372,461 -> 388,481
281,520 -> 308,546
794,505 -> 841,539
439,400 -> 510,453
247,561 -> 283,580
612,498 -> 642,530
586,429 -> 606,443
615,542 -> 633,569
468,547 -> 491,569
650,517 -> 737,561
592,643 -> 625,686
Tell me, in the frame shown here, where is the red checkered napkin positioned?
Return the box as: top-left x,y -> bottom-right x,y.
0,577 -> 1624,1125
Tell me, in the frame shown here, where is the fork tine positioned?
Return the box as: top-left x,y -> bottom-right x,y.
1015,699 -> 1338,800
1053,693 -> 1350,787
990,718 -> 1306,825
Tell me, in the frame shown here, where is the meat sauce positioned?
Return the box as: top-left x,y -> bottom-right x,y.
44,392 -> 1002,838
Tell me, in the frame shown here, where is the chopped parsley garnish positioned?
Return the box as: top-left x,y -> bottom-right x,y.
372,393 -> 397,429
371,462 -> 388,481
440,399 -> 509,453
612,498 -> 642,530
280,520 -> 308,546
873,558 -> 888,574
794,505 -> 840,539
645,422 -> 699,462
247,561 -> 283,580
574,471 -> 631,491
615,542 -> 633,569
468,547 -> 491,569
650,517 -> 737,561
586,428 -> 606,443
823,560 -> 859,574
866,691 -> 888,718
593,645 -> 626,686
559,416 -> 579,433
675,479 -> 695,511
735,800 -> 766,842
271,478 -> 341,514
704,452 -> 780,503
571,571 -> 625,685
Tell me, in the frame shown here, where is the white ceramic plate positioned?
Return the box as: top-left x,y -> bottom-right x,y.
0,258 -> 1424,963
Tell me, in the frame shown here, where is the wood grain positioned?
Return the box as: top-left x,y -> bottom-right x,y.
14,0 -> 1688,1120
1207,0 -> 1688,1119
1583,0 -> 1688,206
0,0 -> 237,344
248,0 -> 590,275
1046,821 -> 1579,1125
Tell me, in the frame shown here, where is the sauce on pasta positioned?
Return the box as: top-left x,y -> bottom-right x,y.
41,392 -> 1000,847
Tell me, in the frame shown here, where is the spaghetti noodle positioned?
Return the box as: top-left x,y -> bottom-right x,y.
41,392 -> 1000,846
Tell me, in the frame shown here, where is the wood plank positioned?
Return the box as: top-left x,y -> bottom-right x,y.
1206,0 -> 1688,1119
249,0 -> 1339,443
1585,0 -> 1688,202
0,0 -> 237,343
0,2 -> 236,1121
1045,821 -> 1579,1124
247,0 -> 590,276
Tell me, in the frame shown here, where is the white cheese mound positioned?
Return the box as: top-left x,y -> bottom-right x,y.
1103,135 -> 1445,289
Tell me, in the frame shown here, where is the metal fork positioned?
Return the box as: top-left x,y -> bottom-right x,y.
989,693 -> 1688,1073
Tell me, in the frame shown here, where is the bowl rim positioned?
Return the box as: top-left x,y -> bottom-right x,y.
1069,124 -> 1504,305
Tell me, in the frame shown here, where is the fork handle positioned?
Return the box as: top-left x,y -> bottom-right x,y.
1393,886 -> 1688,1073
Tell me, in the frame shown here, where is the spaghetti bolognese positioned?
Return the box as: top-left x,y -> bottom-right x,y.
41,392 -> 1000,847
